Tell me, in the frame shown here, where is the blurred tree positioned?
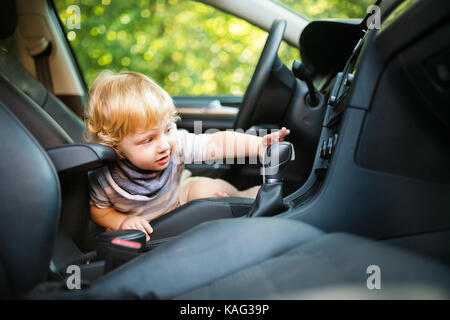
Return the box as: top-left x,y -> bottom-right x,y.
55,0 -> 372,95
276,0 -> 375,20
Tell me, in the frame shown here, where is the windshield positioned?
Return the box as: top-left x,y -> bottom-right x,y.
274,0 -> 376,20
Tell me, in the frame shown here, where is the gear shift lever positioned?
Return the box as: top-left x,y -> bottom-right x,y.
247,142 -> 295,217
262,142 -> 295,184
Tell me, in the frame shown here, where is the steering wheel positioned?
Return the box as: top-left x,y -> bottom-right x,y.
233,19 -> 287,131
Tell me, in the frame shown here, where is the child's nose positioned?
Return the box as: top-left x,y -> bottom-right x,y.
157,137 -> 170,153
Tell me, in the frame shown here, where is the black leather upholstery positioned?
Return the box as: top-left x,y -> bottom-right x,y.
0,49 -> 85,144
149,197 -> 253,240
177,232 -> 450,299
0,75 -> 73,148
46,143 -> 117,257
0,103 -> 60,297
42,93 -> 85,143
0,50 -> 46,107
46,143 -> 116,176
0,48 -> 110,255
247,183 -> 286,217
42,217 -> 449,299
0,71 -> 95,257
84,218 -> 325,299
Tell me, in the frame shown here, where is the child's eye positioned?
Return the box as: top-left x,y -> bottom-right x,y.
144,138 -> 153,144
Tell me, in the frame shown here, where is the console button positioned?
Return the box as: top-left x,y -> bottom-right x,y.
320,139 -> 328,159
327,137 -> 334,157
328,95 -> 336,106
333,133 -> 339,148
345,74 -> 354,86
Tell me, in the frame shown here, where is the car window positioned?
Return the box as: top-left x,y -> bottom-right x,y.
274,0 -> 375,20
55,0 -> 299,96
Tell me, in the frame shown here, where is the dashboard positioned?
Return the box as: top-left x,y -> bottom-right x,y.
282,0 -> 450,264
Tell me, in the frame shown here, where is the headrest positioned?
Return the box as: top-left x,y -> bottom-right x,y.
0,0 -> 18,39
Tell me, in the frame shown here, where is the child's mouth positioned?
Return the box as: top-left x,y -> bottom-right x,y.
156,154 -> 170,164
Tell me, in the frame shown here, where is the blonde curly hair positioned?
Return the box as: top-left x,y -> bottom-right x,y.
84,71 -> 179,158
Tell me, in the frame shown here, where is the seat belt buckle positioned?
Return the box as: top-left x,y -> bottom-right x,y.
111,237 -> 142,250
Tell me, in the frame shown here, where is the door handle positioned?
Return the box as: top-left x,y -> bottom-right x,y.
176,99 -> 238,116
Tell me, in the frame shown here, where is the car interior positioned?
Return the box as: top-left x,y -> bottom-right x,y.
0,0 -> 450,299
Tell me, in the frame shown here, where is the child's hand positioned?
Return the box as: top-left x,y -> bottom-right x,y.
261,127 -> 290,147
259,127 -> 291,158
119,216 -> 153,241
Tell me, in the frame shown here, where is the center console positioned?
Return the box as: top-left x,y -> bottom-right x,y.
284,32 -> 367,210
280,0 -> 450,267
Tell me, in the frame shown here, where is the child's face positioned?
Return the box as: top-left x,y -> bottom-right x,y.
118,120 -> 177,171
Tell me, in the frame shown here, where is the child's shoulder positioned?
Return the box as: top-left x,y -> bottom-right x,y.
88,166 -> 105,178
87,166 -> 109,187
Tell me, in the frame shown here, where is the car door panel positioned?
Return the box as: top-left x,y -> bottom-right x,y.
174,96 -> 240,132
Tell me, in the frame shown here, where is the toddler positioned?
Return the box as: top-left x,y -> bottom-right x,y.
85,71 -> 290,240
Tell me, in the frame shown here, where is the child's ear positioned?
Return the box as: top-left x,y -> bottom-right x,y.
102,142 -> 125,159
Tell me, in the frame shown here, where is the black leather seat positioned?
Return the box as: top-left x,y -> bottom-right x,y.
0,1 -> 96,264
0,49 -> 85,146
85,221 -> 450,299
0,103 -> 60,296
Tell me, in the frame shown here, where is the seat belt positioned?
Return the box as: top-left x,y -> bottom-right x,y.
26,37 -> 53,92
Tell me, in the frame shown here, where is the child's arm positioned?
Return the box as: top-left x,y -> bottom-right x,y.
90,205 -> 153,241
205,127 -> 290,161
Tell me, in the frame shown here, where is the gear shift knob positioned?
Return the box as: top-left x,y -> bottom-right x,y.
261,141 -> 295,184
247,142 -> 294,217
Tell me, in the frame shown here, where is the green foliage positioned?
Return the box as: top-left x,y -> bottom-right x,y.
55,0 -> 371,95
275,0 -> 375,20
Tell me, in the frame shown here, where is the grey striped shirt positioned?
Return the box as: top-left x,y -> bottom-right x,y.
88,127 -> 210,221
